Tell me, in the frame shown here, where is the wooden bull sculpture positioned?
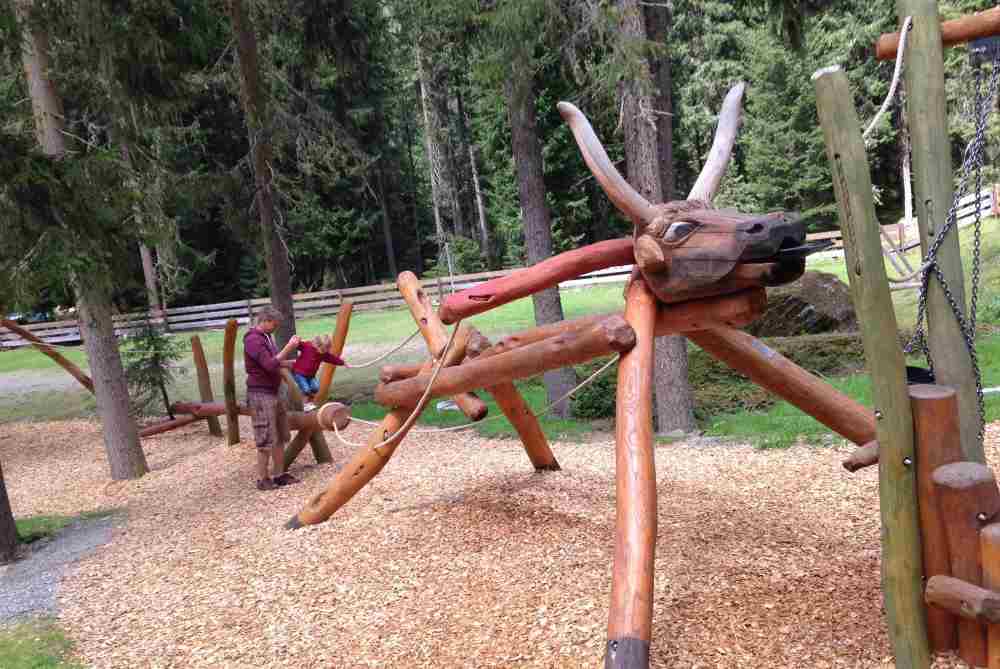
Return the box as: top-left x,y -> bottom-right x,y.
289,83 -> 873,669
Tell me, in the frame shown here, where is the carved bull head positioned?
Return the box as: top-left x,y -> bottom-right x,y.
558,101 -> 818,304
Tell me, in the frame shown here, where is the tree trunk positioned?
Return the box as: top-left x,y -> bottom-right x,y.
138,243 -> 163,317
506,51 -> 576,417
620,0 -> 696,434
0,460 -> 16,564
459,91 -> 492,265
376,158 -> 399,278
644,3 -> 675,201
404,86 -> 424,274
227,0 -> 296,348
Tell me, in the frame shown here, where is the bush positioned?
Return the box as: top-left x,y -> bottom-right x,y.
121,316 -> 186,417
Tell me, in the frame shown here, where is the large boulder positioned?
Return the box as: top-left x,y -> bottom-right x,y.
746,271 -> 857,337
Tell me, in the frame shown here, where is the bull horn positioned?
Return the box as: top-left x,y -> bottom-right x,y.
557,101 -> 656,229
687,82 -> 746,202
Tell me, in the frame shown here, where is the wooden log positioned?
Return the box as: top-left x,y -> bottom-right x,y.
379,362 -> 424,384
280,368 -> 305,407
314,300 -> 353,405
842,441 -> 879,473
280,362 -> 333,467
927,575 -> 1000,625
688,327 -> 875,446
397,271 -> 487,421
375,316 -> 636,409
138,415 -> 200,438
606,278 -> 657,669
815,65 -> 929,669
190,335 -> 223,437
876,6 -> 1000,60
466,328 -> 559,471
439,238 -> 635,324
171,401 -> 250,418
169,400 -> 349,433
0,319 -> 94,393
912,384 -> 963,652
982,524 -> 1000,668
900,2 -> 982,465
933,462 -> 1000,667
283,428 -> 315,472
222,318 -> 240,445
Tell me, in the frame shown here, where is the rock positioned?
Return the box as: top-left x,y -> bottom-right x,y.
746,271 -> 857,337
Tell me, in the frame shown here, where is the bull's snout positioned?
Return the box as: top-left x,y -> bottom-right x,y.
739,214 -> 806,261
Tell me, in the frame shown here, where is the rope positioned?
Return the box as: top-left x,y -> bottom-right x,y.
334,355 -> 619,440
340,330 -> 422,369
863,16 -> 912,141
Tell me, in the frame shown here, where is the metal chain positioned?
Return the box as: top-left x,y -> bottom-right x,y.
905,53 -> 1000,446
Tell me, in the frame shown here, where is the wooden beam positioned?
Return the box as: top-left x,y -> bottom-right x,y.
375,316 -> 635,408
0,318 -> 93,393
379,362 -> 425,384
876,6 -> 1000,60
466,328 -> 559,471
688,327 -> 876,446
926,575 -> 1000,625
981,524 -> 1000,668
606,278 -> 657,668
314,300 -> 353,405
397,271 -> 487,421
899,1 -> 982,464
814,64 -> 929,668
138,415 -> 200,438
190,335 -> 222,437
170,400 -> 349,433
842,441 -> 879,473
222,318 -> 240,445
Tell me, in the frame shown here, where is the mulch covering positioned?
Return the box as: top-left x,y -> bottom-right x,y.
3,417 -> 998,668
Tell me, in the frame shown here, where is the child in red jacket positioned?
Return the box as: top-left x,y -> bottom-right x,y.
291,335 -> 345,410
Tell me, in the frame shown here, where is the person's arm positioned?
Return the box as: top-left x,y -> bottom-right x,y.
322,352 -> 345,366
247,334 -> 299,372
276,336 -> 301,361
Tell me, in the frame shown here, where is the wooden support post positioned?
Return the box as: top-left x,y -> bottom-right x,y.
376,316 -> 635,408
0,319 -> 94,393
466,328 -> 559,471
982,524 -> 1000,668
814,65 -> 929,668
280,368 -> 305,408
190,335 -> 223,437
926,575 -> 1000,624
138,415 -> 200,438
606,278 -> 657,669
688,327 -> 876,446
932,462 -> 1000,667
222,318 -> 240,445
397,271 -> 488,421
899,0 -> 983,464
912,384 -> 963,652
314,301 -> 353,405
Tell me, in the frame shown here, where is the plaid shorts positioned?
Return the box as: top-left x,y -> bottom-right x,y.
248,390 -> 290,450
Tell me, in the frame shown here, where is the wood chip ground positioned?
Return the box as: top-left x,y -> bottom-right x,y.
4,416 -> 998,668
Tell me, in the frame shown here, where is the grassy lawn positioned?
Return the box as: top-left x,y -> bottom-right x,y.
15,510 -> 117,545
0,619 -> 81,669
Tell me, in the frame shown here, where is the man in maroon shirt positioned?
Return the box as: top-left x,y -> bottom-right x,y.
244,306 -> 301,491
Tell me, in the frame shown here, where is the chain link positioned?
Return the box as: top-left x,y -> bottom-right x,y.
905,53 -> 1000,447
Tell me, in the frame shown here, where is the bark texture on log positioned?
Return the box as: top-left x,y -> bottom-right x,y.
190,335 -> 222,437
926,575 -> 1000,625
981,524 -> 1000,669
223,318 -> 240,445
876,7 -> 1000,60
842,441 -> 879,473
314,301 -> 353,405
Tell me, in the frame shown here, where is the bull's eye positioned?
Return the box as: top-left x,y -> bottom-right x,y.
661,221 -> 696,243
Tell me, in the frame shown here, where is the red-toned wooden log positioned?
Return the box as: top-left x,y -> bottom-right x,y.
912,384 -> 963,652
466,328 -> 559,471
138,414 -> 200,438
170,400 -> 349,433
222,318 -> 240,444
397,271 -> 487,421
190,335 -> 223,437
172,400 -> 250,418
314,300 -> 353,405
876,7 -> 1000,60
926,575 -> 1000,625
1,319 -> 94,393
375,316 -> 636,408
932,462 -> 1000,667
606,278 -> 657,668
379,362 -> 425,384
842,441 -> 879,472
981,524 -> 1000,668
439,238 -> 635,324
688,327 -> 876,446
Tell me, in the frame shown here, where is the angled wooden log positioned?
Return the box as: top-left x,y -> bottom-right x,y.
912,384 -> 963,653
280,368 -> 305,407
926,575 -> 1000,625
606,278 -> 657,669
688,327 -> 875,446
1,318 -> 94,393
138,415 -> 200,438
933,462 -> 1000,667
981,524 -> 1000,668
876,6 -> 1000,60
379,362 -> 425,384
375,316 -> 636,408
466,328 -> 559,471
190,335 -> 223,437
398,271 -> 487,421
314,300 -> 353,405
842,441 -> 879,473
223,318 -> 240,445
170,400 -> 349,433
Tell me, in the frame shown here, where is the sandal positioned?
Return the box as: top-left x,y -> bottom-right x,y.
257,478 -> 278,491
273,473 -> 300,487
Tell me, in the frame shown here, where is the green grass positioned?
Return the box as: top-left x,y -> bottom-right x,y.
15,510 -> 118,544
0,619 -> 82,669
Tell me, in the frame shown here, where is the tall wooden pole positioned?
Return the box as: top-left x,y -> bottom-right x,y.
223,318 -> 241,445
898,0 -> 983,464
814,65 -> 930,669
190,335 -> 223,437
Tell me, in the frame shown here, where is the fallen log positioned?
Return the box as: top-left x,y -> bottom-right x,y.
1,318 -> 94,393
926,575 -> 1000,625
876,7 -> 1000,61
376,316 -> 635,408
170,400 -> 350,433
842,441 -> 879,473
138,415 -> 200,438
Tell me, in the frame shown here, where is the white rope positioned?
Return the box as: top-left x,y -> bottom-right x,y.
886,259 -> 933,284
863,16 -> 912,141
334,355 -> 620,438
340,329 -> 422,368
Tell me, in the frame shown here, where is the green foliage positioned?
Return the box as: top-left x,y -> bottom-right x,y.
121,317 -> 186,417
15,515 -> 73,544
424,235 -> 487,277
0,619 -> 82,669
